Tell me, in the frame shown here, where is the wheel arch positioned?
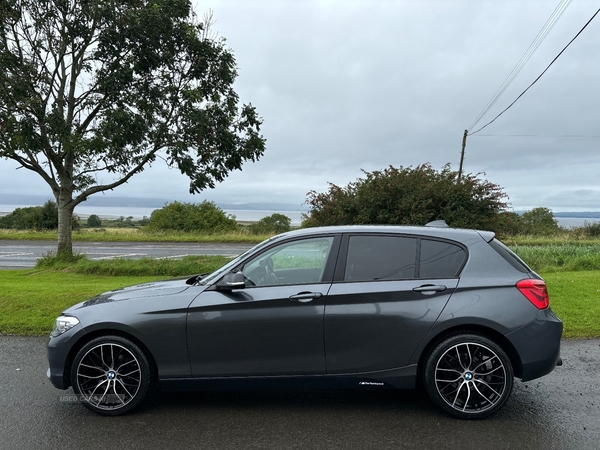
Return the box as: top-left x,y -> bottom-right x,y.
416,324 -> 523,385
63,329 -> 159,389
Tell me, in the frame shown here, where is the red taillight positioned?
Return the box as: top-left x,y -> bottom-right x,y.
516,279 -> 549,309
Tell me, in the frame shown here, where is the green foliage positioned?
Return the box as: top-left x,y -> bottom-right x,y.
559,221 -> 600,239
250,213 -> 292,235
518,207 -> 560,236
37,250 -> 87,265
36,253 -> 230,277
494,211 -> 523,236
0,200 -> 79,230
145,201 -> 237,233
1,268 -> 598,337
544,271 -> 600,338
86,214 -> 102,227
0,227 -> 269,243
0,270 -> 163,335
302,164 -> 509,231
0,1 -> 266,255
113,216 -> 136,228
512,244 -> 600,272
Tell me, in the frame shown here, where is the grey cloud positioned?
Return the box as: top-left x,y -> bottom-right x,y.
1,0 -> 599,212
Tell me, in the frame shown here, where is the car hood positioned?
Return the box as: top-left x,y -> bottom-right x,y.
65,277 -> 198,311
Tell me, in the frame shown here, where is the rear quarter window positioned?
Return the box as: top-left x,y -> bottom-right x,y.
419,239 -> 466,278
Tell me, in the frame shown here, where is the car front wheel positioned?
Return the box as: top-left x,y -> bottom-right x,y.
70,335 -> 152,415
424,333 -> 514,419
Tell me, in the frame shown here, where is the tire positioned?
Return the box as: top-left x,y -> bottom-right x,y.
423,333 -> 514,420
70,335 -> 152,416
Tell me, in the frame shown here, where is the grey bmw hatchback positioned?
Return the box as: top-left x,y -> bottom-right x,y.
47,223 -> 562,419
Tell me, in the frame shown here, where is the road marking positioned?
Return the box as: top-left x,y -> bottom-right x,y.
92,253 -> 147,260
0,252 -> 34,258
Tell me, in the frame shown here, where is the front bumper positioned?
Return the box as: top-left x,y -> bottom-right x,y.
506,307 -> 563,381
47,325 -> 86,390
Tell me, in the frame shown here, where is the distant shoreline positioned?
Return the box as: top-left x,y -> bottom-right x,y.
0,205 -> 307,226
1,204 -> 599,228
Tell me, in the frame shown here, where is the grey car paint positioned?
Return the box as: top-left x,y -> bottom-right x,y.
47,225 -> 562,418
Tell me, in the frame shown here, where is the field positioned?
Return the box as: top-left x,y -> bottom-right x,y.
511,244 -> 600,272
0,260 -> 597,338
1,232 -> 599,337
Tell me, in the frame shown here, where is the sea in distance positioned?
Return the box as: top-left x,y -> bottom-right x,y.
0,204 -> 307,226
1,204 -> 599,228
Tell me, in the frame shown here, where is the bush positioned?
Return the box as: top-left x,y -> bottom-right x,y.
576,221 -> 600,238
250,213 -> 292,235
518,207 -> 560,236
86,214 -> 102,227
112,216 -> 136,228
302,163 -> 509,232
0,200 -> 62,230
145,201 -> 237,233
494,211 -> 523,236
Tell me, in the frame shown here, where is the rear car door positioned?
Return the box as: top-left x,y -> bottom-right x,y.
324,234 -> 466,374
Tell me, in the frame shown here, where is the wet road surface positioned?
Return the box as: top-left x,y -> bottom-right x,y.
1,337 -> 598,450
0,240 -> 253,269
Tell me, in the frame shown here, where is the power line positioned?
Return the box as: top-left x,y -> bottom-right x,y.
469,6 -> 600,136
473,134 -> 600,138
468,0 -> 572,132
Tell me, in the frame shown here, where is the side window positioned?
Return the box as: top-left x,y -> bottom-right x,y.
419,239 -> 466,278
344,236 -> 417,281
242,237 -> 334,287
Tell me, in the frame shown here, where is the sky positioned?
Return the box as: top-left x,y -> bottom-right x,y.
1,0 -> 599,212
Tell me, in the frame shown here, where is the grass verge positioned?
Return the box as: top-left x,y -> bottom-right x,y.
512,244 -> 600,272
545,271 -> 600,339
0,228 -> 270,243
36,254 -> 232,277
0,264 -> 597,337
0,270 -> 164,335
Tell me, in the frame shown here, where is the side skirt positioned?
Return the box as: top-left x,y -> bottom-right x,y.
159,365 -> 417,392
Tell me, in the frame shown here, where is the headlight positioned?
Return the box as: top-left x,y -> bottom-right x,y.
50,316 -> 80,337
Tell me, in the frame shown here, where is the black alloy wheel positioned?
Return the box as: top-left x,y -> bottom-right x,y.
424,333 -> 514,419
70,335 -> 152,415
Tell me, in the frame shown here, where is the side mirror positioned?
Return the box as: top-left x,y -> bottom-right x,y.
216,272 -> 246,291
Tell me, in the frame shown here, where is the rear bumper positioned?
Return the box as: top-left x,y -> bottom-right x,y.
505,308 -> 563,382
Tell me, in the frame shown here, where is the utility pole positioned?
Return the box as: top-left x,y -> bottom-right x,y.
458,129 -> 468,183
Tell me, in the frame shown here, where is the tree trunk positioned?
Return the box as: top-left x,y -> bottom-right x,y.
56,194 -> 75,257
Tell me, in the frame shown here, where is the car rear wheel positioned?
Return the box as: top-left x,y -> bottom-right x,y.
424,333 -> 514,419
70,335 -> 152,416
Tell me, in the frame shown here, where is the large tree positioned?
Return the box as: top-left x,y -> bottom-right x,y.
0,0 -> 265,255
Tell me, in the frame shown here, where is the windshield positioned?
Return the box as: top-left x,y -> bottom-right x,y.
198,239 -> 273,285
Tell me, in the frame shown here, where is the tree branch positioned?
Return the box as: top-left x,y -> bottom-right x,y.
73,150 -> 159,206
10,152 -> 58,191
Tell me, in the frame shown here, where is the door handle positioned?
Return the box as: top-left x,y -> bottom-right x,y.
289,292 -> 323,302
412,284 -> 447,293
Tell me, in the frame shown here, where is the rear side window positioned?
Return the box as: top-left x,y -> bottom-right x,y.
488,239 -> 531,273
344,235 -> 417,281
419,239 -> 466,278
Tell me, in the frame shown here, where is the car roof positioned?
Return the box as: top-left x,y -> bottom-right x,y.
271,225 -> 495,245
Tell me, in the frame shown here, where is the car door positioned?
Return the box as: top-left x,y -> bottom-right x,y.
324,234 -> 465,374
187,235 -> 340,377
